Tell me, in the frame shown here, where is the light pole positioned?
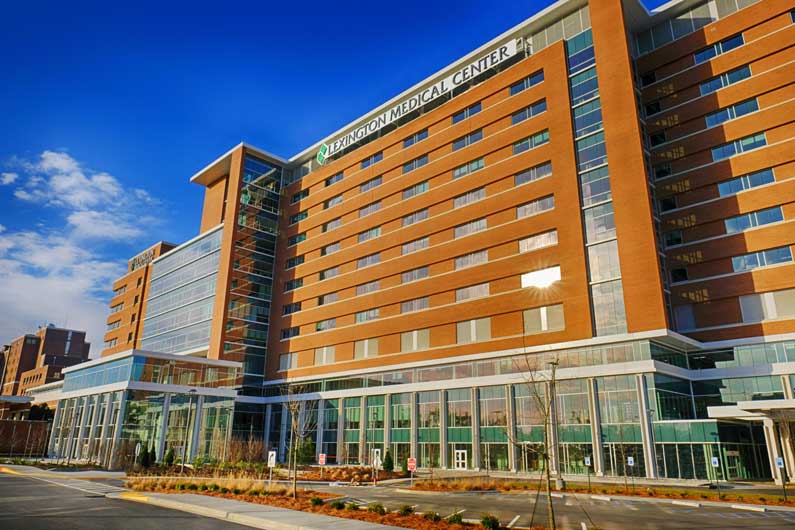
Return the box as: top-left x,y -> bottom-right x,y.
547,361 -> 564,489
180,389 -> 197,473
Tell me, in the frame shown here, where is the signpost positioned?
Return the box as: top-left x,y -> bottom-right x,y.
267,450 -> 277,487
776,456 -> 787,502
627,456 -> 635,493
711,456 -> 722,499
319,453 -> 326,480
407,457 -> 417,487
584,456 -> 592,493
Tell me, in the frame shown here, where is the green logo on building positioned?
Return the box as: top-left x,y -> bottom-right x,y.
317,143 -> 329,165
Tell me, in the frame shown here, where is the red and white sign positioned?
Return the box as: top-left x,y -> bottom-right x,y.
407,457 -> 417,471
318,453 -> 327,466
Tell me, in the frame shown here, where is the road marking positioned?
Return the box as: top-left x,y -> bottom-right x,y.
590,495 -> 611,501
672,500 -> 701,507
507,515 -> 521,528
550,492 -> 565,498
445,509 -> 465,519
731,504 -> 766,512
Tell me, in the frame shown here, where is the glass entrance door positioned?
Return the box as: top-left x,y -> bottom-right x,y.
454,449 -> 467,470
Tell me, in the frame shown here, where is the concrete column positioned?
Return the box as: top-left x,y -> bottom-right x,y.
763,418 -> 785,485
506,385 -> 517,472
279,403 -> 288,463
410,392 -> 418,462
383,394 -> 392,450
314,400 -> 324,459
471,388 -> 481,470
98,392 -> 114,465
47,400 -> 63,457
189,395 -> 204,462
108,392 -> 128,469
336,400 -> 345,464
636,374 -> 658,479
440,390 -> 449,469
358,397 -> 367,464
782,375 -> 794,400
547,382 -> 560,475
779,421 -> 795,484
587,378 -> 605,476
156,393 -> 171,461
263,404 -> 272,449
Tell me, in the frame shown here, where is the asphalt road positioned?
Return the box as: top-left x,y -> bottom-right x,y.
0,473 -> 248,530
313,482 -> 795,530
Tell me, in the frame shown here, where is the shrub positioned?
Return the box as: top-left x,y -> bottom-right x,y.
367,503 -> 386,515
330,499 -> 345,510
398,505 -> 414,516
164,448 -> 175,467
310,496 -> 324,506
448,512 -> 464,524
198,484 -> 208,492
423,512 -> 441,522
345,502 -> 358,511
382,450 -> 394,473
208,484 -> 219,491
219,487 -> 230,494
481,513 -> 500,530
232,488 -> 242,495
401,458 -> 409,473
175,483 -> 186,491
187,483 -> 198,490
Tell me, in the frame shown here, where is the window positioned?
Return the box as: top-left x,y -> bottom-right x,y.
284,278 -> 303,292
104,338 -> 118,348
403,154 -> 428,174
316,318 -> 336,332
645,100 -> 661,116
653,163 -> 672,180
510,70 -> 544,96
324,195 -> 343,208
358,253 -> 380,268
570,67 -> 598,105
323,218 -> 342,232
580,166 -> 611,206
694,33 -> 744,64
403,181 -> 428,199
521,265 -> 561,288
519,230 -> 558,253
523,304 -> 564,334
401,297 -> 428,313
290,211 -> 308,224
360,175 -> 382,192
402,266 -> 428,283
712,133 -> 766,162
454,218 -> 486,238
318,292 -> 337,305
640,72 -> 656,87
455,250 -> 487,270
356,280 -> 380,295
288,233 -> 306,246
401,329 -> 430,352
573,98 -> 602,137
454,187 -> 485,208
286,255 -> 304,269
740,288 -> 795,323
659,196 -> 677,212
452,102 -> 481,124
291,189 -> 309,204
705,98 -> 759,128
452,128 -> 483,151
359,201 -> 381,217
354,338 -> 379,359
670,268 -> 688,283
402,237 -> 429,255
664,229 -> 683,247
512,99 -> 547,125
110,303 -> 123,314
403,209 -> 428,226
314,346 -> 335,366
583,202 -> 616,243
732,247 -> 793,272
355,309 -> 379,323
650,132 -> 666,147
359,226 -> 381,243
283,302 -> 301,315
281,327 -> 299,340
404,129 -> 428,148
279,353 -> 298,371
791,9 -> 795,23
456,318 -> 491,343
113,285 -> 126,296
107,320 -> 121,331
515,161 -> 552,186
456,282 -> 489,302
576,131 -> 607,171
321,241 -> 340,255
361,151 -> 383,169
517,195 -> 554,219
319,266 -> 339,280
725,207 -> 783,234
514,130 -> 550,155
325,172 -> 343,186
718,168 -> 775,197
591,279 -> 627,335
452,158 -> 484,179
588,240 -> 622,283
674,304 -> 695,331
699,65 -> 751,96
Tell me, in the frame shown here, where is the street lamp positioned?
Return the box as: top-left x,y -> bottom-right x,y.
180,389 -> 197,473
547,360 -> 565,489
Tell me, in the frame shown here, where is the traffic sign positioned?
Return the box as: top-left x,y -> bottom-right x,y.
776,457 -> 785,469
627,456 -> 634,467
407,457 -> 417,471
711,457 -> 720,468
267,450 -> 277,468
584,456 -> 591,467
319,453 -> 327,466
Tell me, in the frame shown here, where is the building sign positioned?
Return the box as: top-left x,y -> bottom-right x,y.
317,40 -> 519,164
129,247 -> 156,272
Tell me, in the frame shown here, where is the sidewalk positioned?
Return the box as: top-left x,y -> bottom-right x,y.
109,491 -> 405,530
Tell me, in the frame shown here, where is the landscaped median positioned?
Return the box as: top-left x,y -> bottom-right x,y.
125,477 -> 539,530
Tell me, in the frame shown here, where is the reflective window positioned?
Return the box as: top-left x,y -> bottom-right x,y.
453,158 -> 484,179
519,230 -> 558,253
732,246 -> 793,272
718,168 -> 774,196
510,70 -> 544,96
453,128 -> 483,151
452,102 -> 481,124
512,99 -> 547,125
517,195 -> 554,219
404,128 -> 429,148
515,161 -> 552,186
514,130 -> 550,155
724,206 -> 783,233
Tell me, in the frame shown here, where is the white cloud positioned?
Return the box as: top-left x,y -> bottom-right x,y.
0,172 -> 17,185
67,210 -> 143,241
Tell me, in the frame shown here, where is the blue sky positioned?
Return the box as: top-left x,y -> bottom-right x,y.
0,0 -> 667,352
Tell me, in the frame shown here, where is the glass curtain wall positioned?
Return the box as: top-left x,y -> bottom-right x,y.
365,396 -> 385,465
514,382 -> 547,472
596,375 -> 645,477
390,393 -> 412,466
446,388 -> 473,469
479,386 -> 509,471
417,391 -> 441,468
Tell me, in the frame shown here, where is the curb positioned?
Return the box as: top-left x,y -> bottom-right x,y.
671,500 -> 701,507
731,504 -> 766,513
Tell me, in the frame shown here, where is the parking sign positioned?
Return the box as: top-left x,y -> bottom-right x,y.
584,456 -> 591,467
627,456 -> 634,467
711,457 -> 720,468
267,450 -> 277,468
776,457 -> 784,469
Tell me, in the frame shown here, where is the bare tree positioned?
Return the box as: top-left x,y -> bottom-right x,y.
283,384 -> 318,499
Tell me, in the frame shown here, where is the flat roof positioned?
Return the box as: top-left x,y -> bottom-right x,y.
61,348 -> 241,375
